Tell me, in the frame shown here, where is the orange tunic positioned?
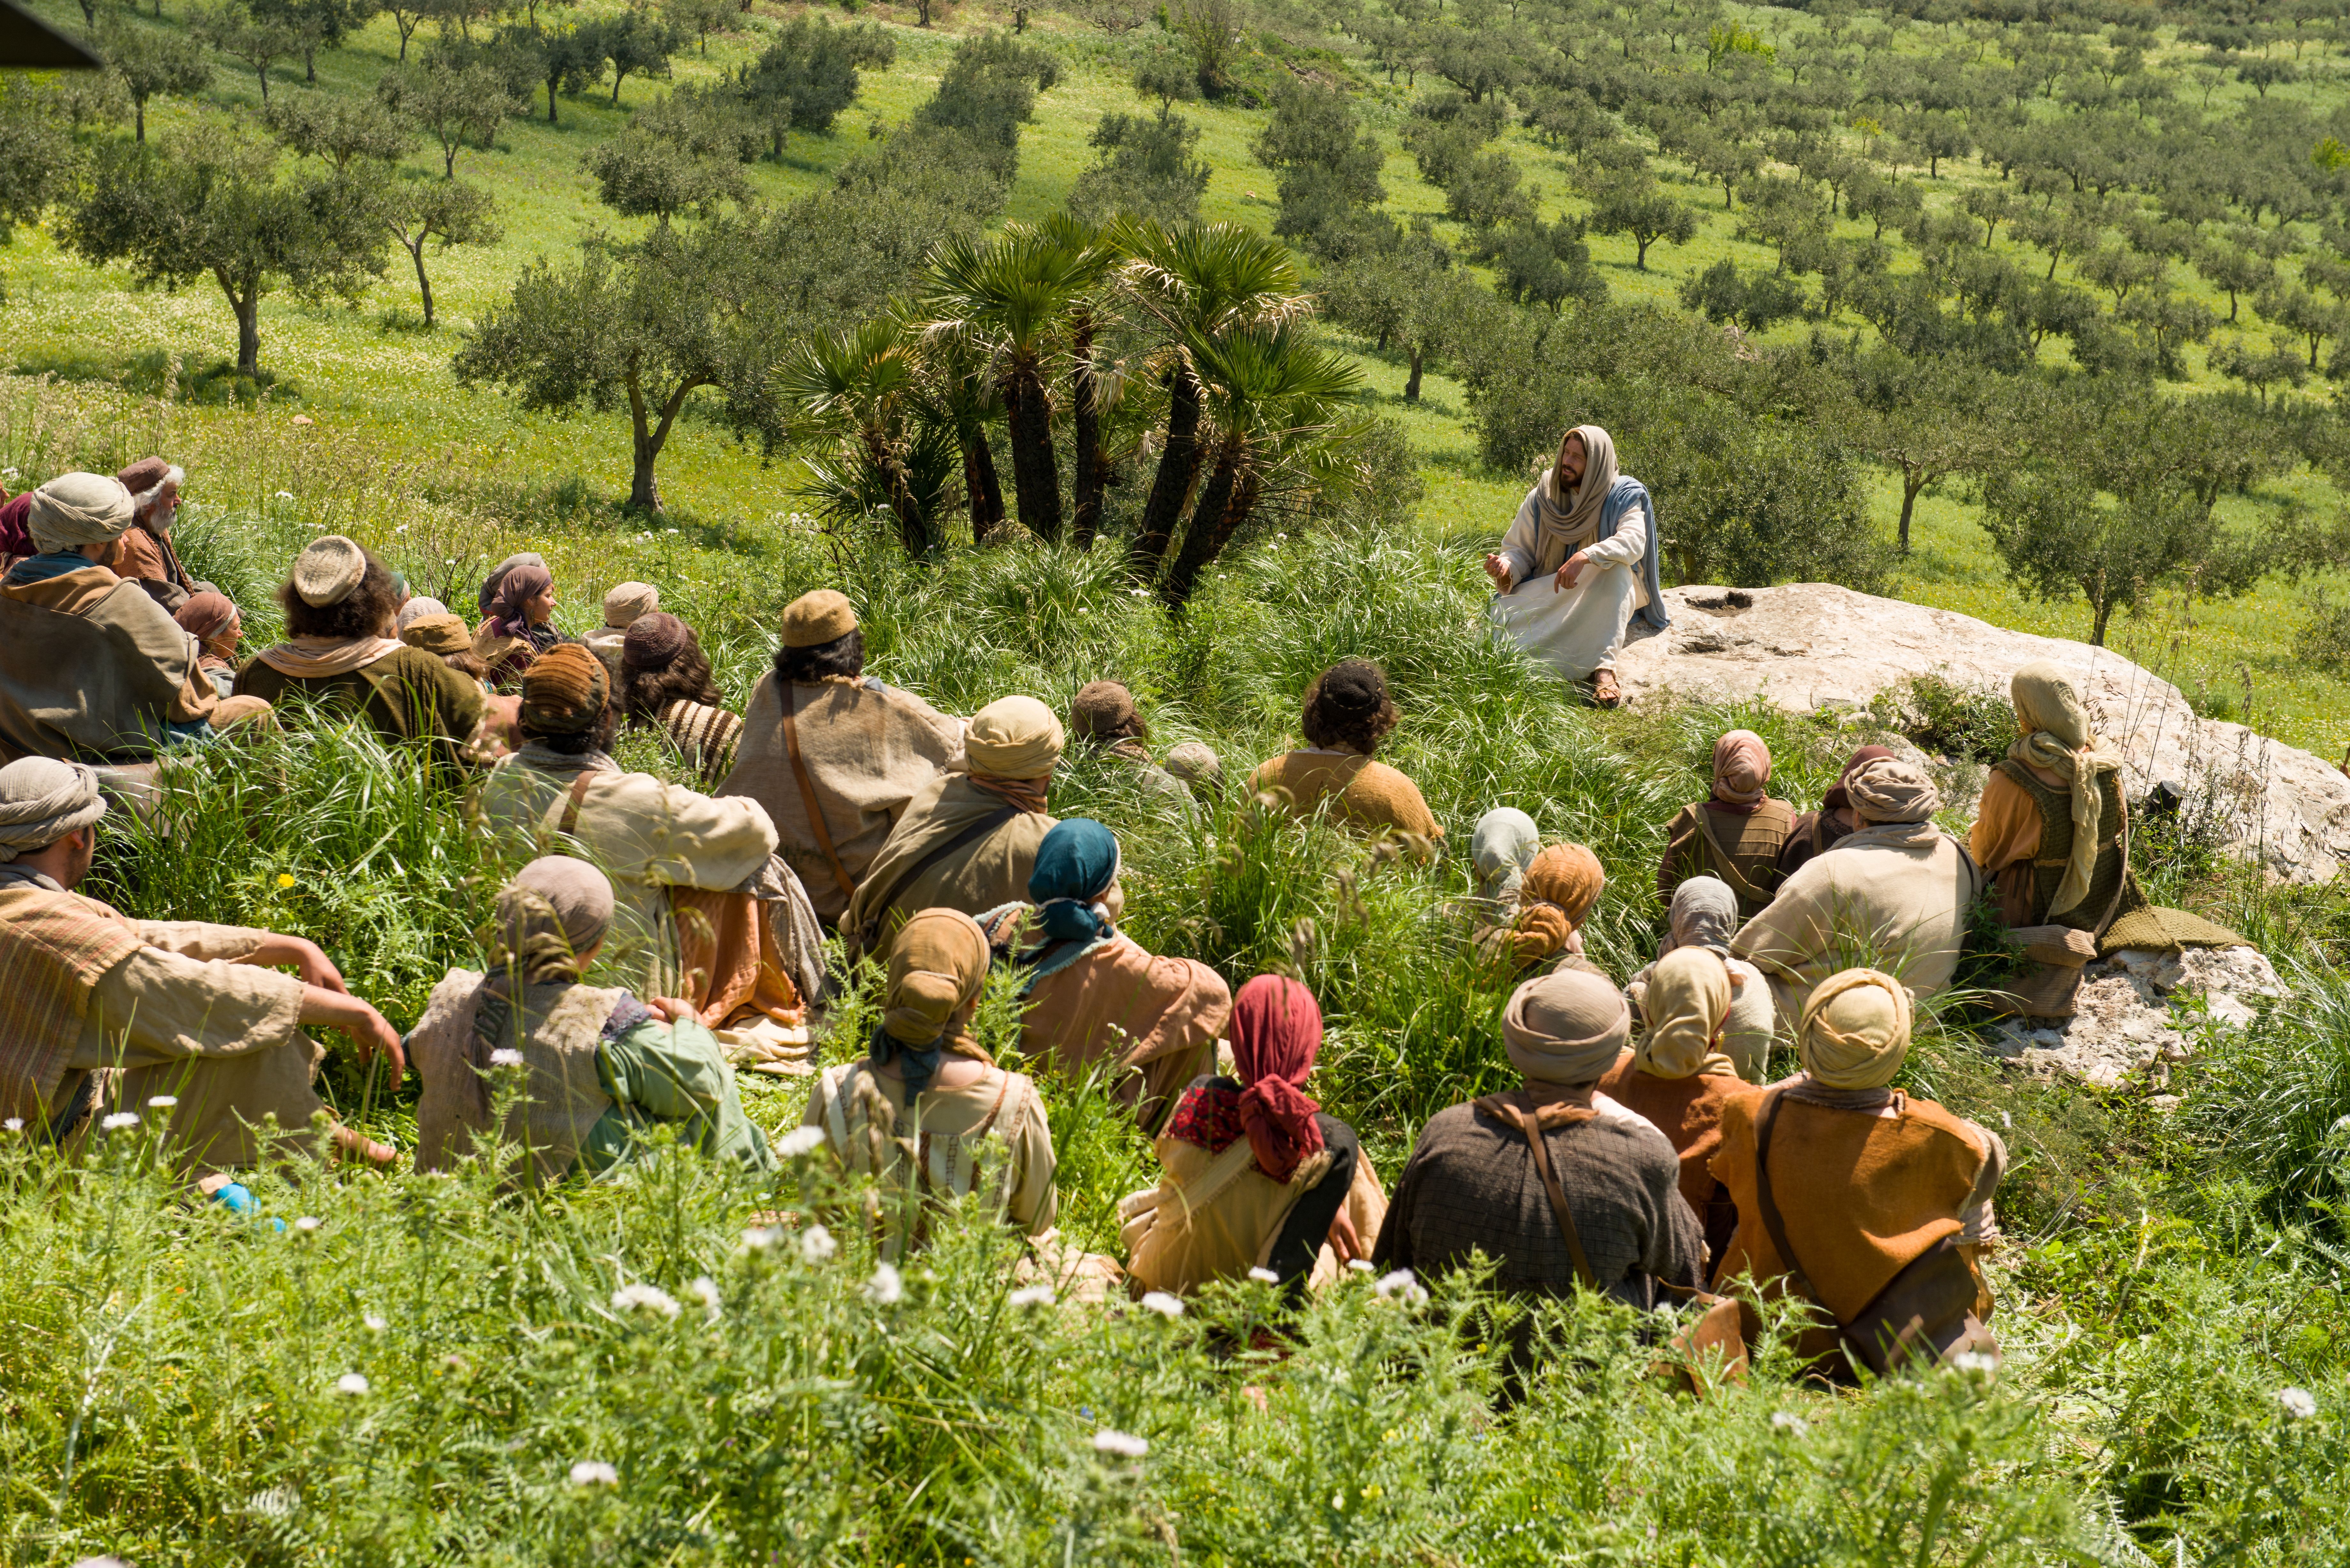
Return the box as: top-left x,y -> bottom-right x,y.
1596,1050 -> 1742,1260
1248,750 -> 1443,839
1021,933 -> 1231,1129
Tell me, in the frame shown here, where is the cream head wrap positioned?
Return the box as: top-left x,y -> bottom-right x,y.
1797,968 -> 1912,1091
0,757 -> 108,862
493,856 -> 616,984
1530,424 -> 1621,575
602,581 -> 660,627
27,472 -> 135,554
1666,875 -> 1738,956
395,596 -> 450,633
1502,967 -> 1631,1087
2008,661 -> 2125,917
966,696 -> 1065,780
1636,947 -> 1737,1079
1846,758 -> 1940,825
292,536 -> 368,607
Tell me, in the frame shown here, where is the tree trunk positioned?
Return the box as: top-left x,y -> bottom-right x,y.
548,79 -> 560,124
257,63 -> 271,104
1634,235 -> 1652,269
1898,467 -> 1927,552
444,140 -> 458,178
1404,343 -> 1425,401
1003,363 -> 1062,543
1162,446 -> 1253,608
625,370 -> 699,514
1071,321 -> 1103,548
409,239 -> 436,326
234,286 -> 262,377
2090,597 -> 2113,646
135,100 -> 146,142
1132,366 -> 1203,577
305,47 -> 316,82
963,425 -> 1005,544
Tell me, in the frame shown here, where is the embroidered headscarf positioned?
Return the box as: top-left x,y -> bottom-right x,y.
1509,842 -> 1605,961
1666,874 -> 1738,957
1635,947 -> 1736,1079
1019,818 -> 1120,990
1846,758 -> 1940,825
1471,807 -> 1541,905
872,908 -> 992,1101
1797,968 -> 1911,1091
2009,661 -> 2126,916
1711,730 -> 1771,809
1530,425 -> 1621,575
1503,966 -> 1630,1087
487,563 -> 557,646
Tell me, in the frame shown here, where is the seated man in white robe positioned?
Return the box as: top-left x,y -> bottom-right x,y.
1483,424 -> 1668,708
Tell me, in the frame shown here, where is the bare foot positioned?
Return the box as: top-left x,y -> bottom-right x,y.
1590,669 -> 1621,709
331,1125 -> 398,1168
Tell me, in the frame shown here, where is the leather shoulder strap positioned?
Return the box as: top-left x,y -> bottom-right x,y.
853,805 -> 1018,949
556,771 -> 596,839
781,685 -> 858,903
1750,1087 -> 1822,1310
1477,1095 -> 1597,1289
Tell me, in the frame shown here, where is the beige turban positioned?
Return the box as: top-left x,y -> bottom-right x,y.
1712,730 -> 1771,806
494,856 -> 616,984
1502,967 -> 1630,1087
292,535 -> 369,607
0,757 -> 108,862
882,907 -> 991,1048
2009,661 -> 2125,917
967,696 -> 1065,780
1846,758 -> 1940,824
400,613 -> 472,657
1635,946 -> 1736,1080
27,472 -> 135,554
396,596 -> 450,633
602,581 -> 660,627
1798,968 -> 1912,1091
782,589 -> 857,648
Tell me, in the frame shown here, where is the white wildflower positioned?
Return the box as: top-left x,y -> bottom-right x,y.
0,467 -> 16,478
489,1048 -> 524,1068
70,1558 -> 131,1568
568,1459 -> 619,1488
2278,1387 -> 2318,1420
293,1216 -> 322,1233
1008,1284 -> 1055,1309
363,1312 -> 388,1332
274,490 -> 292,500
147,1095 -> 178,1109
864,1262 -> 905,1306
1771,1411 -> 1809,1436
742,1225 -> 779,1252
799,1224 -> 837,1263
1374,1269 -> 1427,1304
1347,1257 -> 1375,1272
334,1372 -> 370,1396
100,1111 -> 139,1131
1092,1429 -> 1149,1458
610,1283 -> 681,1320
774,1124 -> 825,1159
690,1275 -> 721,1315
1139,1291 -> 1185,1319
3,1118 -> 24,1132
1247,1266 -> 1280,1284
1953,1350 -> 1998,1377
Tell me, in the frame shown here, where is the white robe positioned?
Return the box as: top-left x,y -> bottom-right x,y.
1488,482 -> 1649,681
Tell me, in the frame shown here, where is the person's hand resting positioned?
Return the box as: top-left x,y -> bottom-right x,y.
242,933 -> 347,992
1482,553 -> 1516,592
1554,550 -> 1592,591
299,989 -> 406,1077
648,997 -> 701,1024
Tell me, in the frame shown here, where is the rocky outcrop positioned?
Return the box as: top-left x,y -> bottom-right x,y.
1981,945 -> 2288,1090
1613,583 -> 2350,885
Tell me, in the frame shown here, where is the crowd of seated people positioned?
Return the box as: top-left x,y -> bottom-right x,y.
5,483 -> 2248,1384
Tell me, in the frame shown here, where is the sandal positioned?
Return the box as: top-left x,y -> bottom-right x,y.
1590,669 -> 1622,709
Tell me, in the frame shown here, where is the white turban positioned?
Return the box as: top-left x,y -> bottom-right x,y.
0,757 -> 108,862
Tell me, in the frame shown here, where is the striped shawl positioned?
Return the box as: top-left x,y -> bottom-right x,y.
0,886 -> 144,1124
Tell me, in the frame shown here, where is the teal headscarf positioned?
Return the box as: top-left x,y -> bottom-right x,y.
1019,818 -> 1121,991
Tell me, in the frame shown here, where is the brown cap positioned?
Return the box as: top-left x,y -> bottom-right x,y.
621,611 -> 689,671
1070,680 -> 1139,741
518,643 -> 609,735
399,612 -> 472,657
782,589 -> 856,648
292,535 -> 368,607
116,457 -> 177,499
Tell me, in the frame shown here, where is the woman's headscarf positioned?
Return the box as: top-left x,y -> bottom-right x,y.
1471,807 -> 1541,903
1666,875 -> 1738,957
872,908 -> 992,1101
1846,757 -> 1940,824
1822,745 -> 1896,813
1228,975 -> 1326,1184
1530,425 -> 1621,575
966,695 -> 1063,811
2009,661 -> 2125,916
492,856 -> 615,985
174,591 -> 239,661
1502,967 -> 1630,1087
1635,947 -> 1736,1080
486,562 -> 556,645
1509,842 -> 1605,961
1019,818 -> 1120,989
1797,968 -> 1912,1091
477,553 -> 547,619
1711,730 -> 1771,809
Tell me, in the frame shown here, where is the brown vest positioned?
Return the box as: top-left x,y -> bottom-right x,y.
1990,760 -> 2134,932
1663,799 -> 1793,917
1597,1051 -> 1741,1260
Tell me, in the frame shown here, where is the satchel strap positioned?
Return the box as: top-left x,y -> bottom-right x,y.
1476,1095 -> 1597,1290
852,805 -> 1019,954
1750,1086 -> 1822,1309
555,771 -> 596,840
781,685 -> 858,903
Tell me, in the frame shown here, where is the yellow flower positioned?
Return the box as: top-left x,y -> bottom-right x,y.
276,873 -> 296,889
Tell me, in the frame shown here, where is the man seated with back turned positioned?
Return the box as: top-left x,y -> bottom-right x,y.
0,472 -> 269,765
0,756 -> 404,1173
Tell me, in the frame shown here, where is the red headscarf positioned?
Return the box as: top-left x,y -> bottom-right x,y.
1230,974 -> 1326,1183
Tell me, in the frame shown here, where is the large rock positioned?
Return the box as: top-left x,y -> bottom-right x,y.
1981,945 -> 2287,1089
1613,583 -> 2350,885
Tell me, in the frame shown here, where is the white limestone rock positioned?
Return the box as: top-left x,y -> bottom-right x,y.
1982,943 -> 2285,1089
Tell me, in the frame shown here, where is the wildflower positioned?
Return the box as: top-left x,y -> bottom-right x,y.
489,1048 -> 525,1068
1952,1350 -> 1998,1377
1374,1269 -> 1427,1304
276,873 -> 296,889
1247,1266 -> 1280,1284
569,1459 -> 619,1488
1330,1491 -> 1346,1511
1092,1429 -> 1148,1458
2,1119 -> 22,1132
865,1263 -> 906,1306
70,1558 -> 131,1568
800,1224 -> 837,1263
741,1225 -> 780,1252
774,1124 -> 825,1159
2279,1387 -> 2318,1420
334,1372 -> 370,1396
610,1283 -> 681,1320
147,1095 -> 178,1109
0,467 -> 16,478
294,1216 -> 321,1233
1139,1291 -> 1185,1319
101,1112 -> 139,1132
364,1312 -> 388,1332
1771,1411 -> 1809,1436
1347,1257 -> 1375,1273
690,1275 -> 721,1317
274,490 -> 293,500
1008,1285 -> 1055,1309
